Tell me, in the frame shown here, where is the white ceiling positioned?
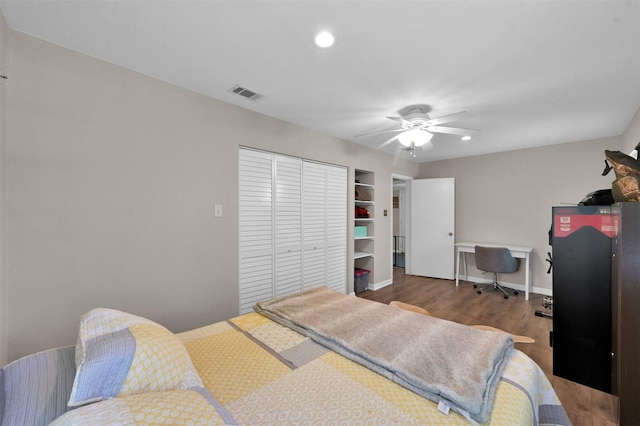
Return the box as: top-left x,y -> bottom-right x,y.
1,0 -> 638,162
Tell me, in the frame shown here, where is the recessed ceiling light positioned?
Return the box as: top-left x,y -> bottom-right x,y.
314,31 -> 335,48
461,136 -> 472,141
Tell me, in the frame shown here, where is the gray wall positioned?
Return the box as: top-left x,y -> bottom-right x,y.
418,134 -> 630,293
622,108 -> 640,153
2,30 -> 418,362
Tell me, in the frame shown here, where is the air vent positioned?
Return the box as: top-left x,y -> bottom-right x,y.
230,85 -> 262,101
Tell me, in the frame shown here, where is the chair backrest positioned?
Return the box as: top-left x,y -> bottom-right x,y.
474,246 -> 520,274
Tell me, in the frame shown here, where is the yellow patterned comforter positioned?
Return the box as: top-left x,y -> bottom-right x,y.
179,312 -> 569,426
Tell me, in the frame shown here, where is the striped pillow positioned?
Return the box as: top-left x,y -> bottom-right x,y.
0,346 -> 75,425
68,308 -> 203,407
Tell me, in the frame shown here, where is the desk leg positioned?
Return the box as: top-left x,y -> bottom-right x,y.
462,253 -> 467,280
525,253 -> 530,300
456,251 -> 469,286
455,249 -> 460,286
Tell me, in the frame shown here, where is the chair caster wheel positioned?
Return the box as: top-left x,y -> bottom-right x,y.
473,284 -> 478,288
514,291 -> 519,295
477,290 -> 482,294
504,295 -> 509,299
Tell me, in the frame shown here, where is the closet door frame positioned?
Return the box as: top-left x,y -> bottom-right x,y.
239,148 -> 347,314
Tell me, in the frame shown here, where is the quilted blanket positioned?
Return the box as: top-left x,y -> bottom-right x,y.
179,310 -> 570,425
254,287 -> 513,423
1,296 -> 570,426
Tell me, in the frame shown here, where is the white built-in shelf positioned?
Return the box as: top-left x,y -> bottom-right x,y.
354,169 -> 375,288
354,251 -> 374,259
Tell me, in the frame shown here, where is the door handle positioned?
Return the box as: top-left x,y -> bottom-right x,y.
448,232 -> 453,236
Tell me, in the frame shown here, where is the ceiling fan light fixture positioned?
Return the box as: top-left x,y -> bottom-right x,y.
314,31 -> 335,48
398,128 -> 433,147
461,135 -> 472,141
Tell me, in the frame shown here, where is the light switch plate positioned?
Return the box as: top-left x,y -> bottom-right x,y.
214,204 -> 223,217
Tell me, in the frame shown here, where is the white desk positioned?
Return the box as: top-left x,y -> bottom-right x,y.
455,242 -> 535,300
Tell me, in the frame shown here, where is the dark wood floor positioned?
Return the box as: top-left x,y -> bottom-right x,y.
357,268 -> 617,426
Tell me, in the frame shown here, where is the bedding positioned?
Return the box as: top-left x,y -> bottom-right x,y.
68,308 -> 203,407
254,286 -> 514,422
183,302 -> 569,425
1,291 -> 571,426
49,389 -> 234,425
0,346 -> 75,425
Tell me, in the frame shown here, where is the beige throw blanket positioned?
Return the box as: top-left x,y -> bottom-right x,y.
254,287 -> 514,423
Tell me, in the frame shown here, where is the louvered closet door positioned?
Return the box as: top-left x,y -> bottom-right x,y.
326,165 -> 347,292
239,149 -> 274,314
302,162 -> 327,290
239,149 -> 347,314
274,155 -> 302,296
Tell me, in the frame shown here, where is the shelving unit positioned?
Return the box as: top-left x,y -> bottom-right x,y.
354,169 -> 374,290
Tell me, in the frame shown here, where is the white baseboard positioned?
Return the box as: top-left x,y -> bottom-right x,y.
531,286 -> 552,296
368,278 -> 393,291
349,278 -> 392,296
461,275 -> 552,297
355,275 -> 553,298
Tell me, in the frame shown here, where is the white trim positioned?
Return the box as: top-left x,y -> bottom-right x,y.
460,275 -> 550,296
392,173 -> 413,181
368,278 -> 393,291
359,274 -> 551,296
390,174 -> 413,276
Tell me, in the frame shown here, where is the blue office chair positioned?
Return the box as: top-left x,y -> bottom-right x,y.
473,245 -> 520,299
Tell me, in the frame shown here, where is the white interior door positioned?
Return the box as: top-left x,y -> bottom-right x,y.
325,165 -> 347,293
407,178 -> 455,279
274,155 -> 302,297
239,149 -> 274,313
302,161 -> 327,290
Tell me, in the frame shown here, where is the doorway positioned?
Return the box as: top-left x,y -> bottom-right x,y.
392,175 -> 456,280
392,175 -> 411,270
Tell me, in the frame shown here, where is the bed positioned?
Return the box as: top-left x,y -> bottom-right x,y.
0,287 -> 570,425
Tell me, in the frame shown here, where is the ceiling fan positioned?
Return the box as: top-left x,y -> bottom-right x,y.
358,106 -> 480,156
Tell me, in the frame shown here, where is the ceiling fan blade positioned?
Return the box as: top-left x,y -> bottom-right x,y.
355,128 -> 404,138
427,126 -> 480,136
425,111 -> 470,126
386,116 -> 412,126
377,134 -> 400,149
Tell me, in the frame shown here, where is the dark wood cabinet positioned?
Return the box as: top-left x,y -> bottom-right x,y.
611,202 -> 640,426
551,205 -> 613,394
